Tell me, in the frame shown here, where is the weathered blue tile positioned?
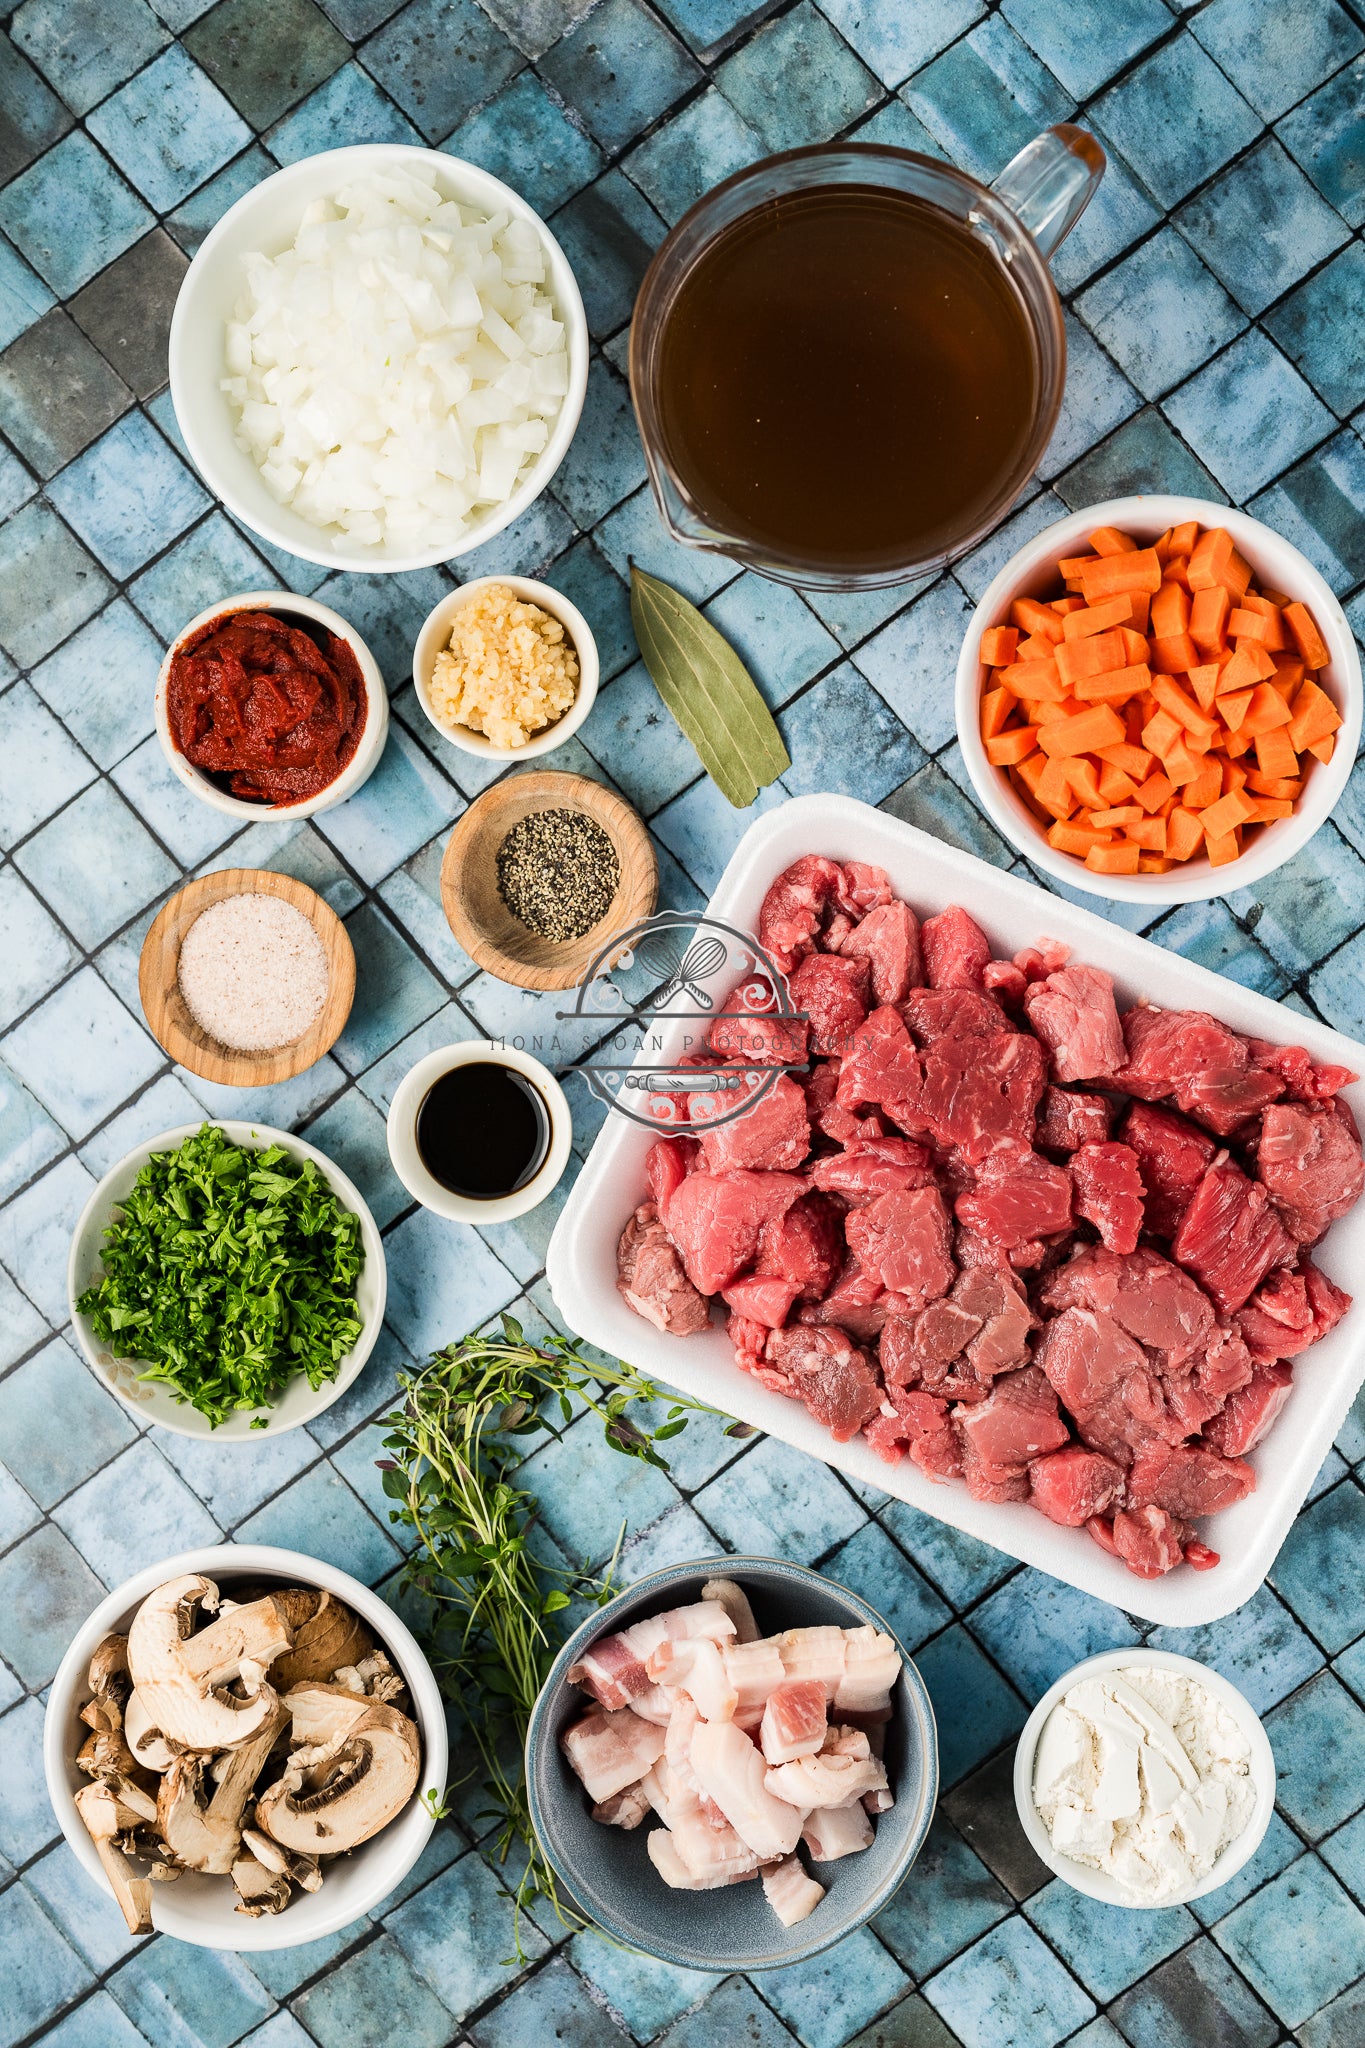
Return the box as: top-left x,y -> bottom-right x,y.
237,1460 -> 401,1585
544,537 -> 635,684
971,1574 -> 1142,1703
127,510 -> 273,640
88,45 -> 249,211
110,1939 -> 277,2048
827,1516 -> 952,1652
375,847 -> 477,992
1112,1934 -> 1277,2048
906,15 -> 1074,180
517,1408 -> 680,1566
925,1914 -> 1095,2048
1194,0 -> 1363,120
0,1332 -> 137,1509
1147,1584 -> 1323,1716
5,966 -> 162,1139
1321,1800 -> 1365,1901
163,142 -> 275,257
1250,428 -> 1365,595
875,1816 -> 1011,1980
0,1522 -> 105,1688
0,27 -> 74,186
0,434 -> 37,524
800,577 -> 919,654
1003,0 -> 1169,99
0,1150 -> 96,1321
762,1926 -> 908,2048
0,1697 -> 59,1863
1163,328 -> 1335,501
651,770 -> 789,895
1225,824 -> 1365,977
0,1881 -> 94,2048
1043,318 -> 1141,481
240,1922 -> 376,2004
1310,924 -> 1365,1038
1178,138 -> 1349,316
109,734 -> 240,870
693,1434 -> 865,1565
468,1955 -> 629,2045
316,725 -> 458,887
1096,32 -> 1262,208
878,1496 -> 1017,1608
292,1933 -> 456,2048
1266,1670 -> 1365,1836
954,489 -> 1067,604
11,0 -> 168,116
1299,1977 -> 1365,2048
0,131 -> 152,298
0,1055 -> 64,1201
0,235 -> 54,356
0,1450 -> 40,1546
0,679 -> 95,847
0,1261 -> 47,1371
550,352 -> 645,531
25,1838 -> 153,1973
181,1049 -> 345,1136
541,170 -> 667,341
300,1087 -> 408,1233
47,411 -> 209,580
823,0 -> 984,88
656,1977 -> 798,2048
1267,242 -> 1365,420
542,0 -> 701,153
34,1990 -> 151,2048
1186,1806 -> 1306,1930
719,2 -> 879,151
268,59 -> 421,164
1027,1880 -> 1198,2002
30,600 -> 159,770
1056,403 -> 1225,511
56,1440 -> 222,1586
1151,899 -> 1288,995
580,660 -> 720,818
1049,141 -> 1163,295
1077,228 -> 1246,401
386,1851 -> 548,2020
851,577 -> 973,755
199,816 -> 361,917
779,663 -> 926,804
915,1625 -> 1027,1788
882,755 -> 1015,870
1214,1854 -> 1365,2028
570,1930 -> 716,2043
383,1201 -> 517,1360
15,779 -> 178,950
1278,55 -> 1365,228
618,1499 -> 725,1580
332,903 -> 447,1076
358,0 -> 521,143
626,85 -> 763,225
0,306 -> 133,481
153,1415 -> 319,1530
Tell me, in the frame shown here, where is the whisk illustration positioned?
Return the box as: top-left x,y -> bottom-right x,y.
647,934 -> 728,1009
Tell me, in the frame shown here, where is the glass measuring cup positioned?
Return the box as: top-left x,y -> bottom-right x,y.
629,127 -> 1105,592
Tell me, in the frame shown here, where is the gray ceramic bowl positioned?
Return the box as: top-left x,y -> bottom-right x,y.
525,1556 -> 938,1971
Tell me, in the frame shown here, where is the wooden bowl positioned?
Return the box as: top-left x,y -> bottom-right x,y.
441,770 -> 657,991
139,868 -> 356,1085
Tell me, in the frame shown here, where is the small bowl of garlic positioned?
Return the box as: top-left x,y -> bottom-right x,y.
412,575 -> 599,762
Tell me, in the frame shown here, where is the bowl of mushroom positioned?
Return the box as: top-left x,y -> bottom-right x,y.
44,1545 -> 448,1949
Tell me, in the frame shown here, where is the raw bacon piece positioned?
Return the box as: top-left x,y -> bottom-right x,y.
921,904 -> 991,990
561,1708 -> 666,1803
703,1578 -> 760,1646
763,1855 -> 826,1925
1023,965 -> 1125,1083
1028,1445 -> 1125,1526
839,898 -> 922,1004
592,1784 -> 650,1828
647,1827 -> 758,1889
646,1637 -> 738,1722
833,1628 -> 901,1716
803,1801 -> 874,1860
1173,1158 -> 1295,1315
778,1627 -> 847,1699
691,1720 -> 806,1859
567,1629 -> 653,1711
724,1638 -> 786,1727
761,1681 -> 829,1765
766,1730 -> 888,1808
1070,1141 -> 1145,1254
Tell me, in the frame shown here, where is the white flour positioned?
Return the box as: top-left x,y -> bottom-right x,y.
1033,1664 -> 1257,1903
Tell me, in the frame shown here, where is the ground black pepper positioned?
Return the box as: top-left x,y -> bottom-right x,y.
495,808 -> 619,942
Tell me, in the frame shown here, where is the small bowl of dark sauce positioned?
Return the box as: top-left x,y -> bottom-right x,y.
386,1041 -> 573,1223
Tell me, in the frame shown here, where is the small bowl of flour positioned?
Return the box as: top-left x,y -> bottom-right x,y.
1013,1650 -> 1275,1908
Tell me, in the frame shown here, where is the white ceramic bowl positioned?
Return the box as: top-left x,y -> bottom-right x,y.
44,1545 -> 447,1949
1012,1649 -> 1275,1909
412,574 -> 599,761
955,495 -> 1362,903
386,1040 -> 572,1223
69,1121 -> 387,1439
155,590 -> 389,821
168,144 -> 589,574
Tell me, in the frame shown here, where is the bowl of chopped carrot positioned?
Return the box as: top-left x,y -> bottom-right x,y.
955,496 -> 1361,903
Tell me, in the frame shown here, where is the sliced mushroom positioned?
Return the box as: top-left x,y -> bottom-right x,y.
75,1733 -> 159,1821
157,1701 -> 288,1874
80,1634 -> 132,1739
74,1781 -> 153,1935
241,1826 -> 323,1893
283,1682 -> 375,1748
270,1591 -> 373,1691
128,1575 -> 292,1752
123,1689 -> 177,1773
231,1852 -> 292,1917
255,1702 -> 421,1855
332,1650 -> 407,1707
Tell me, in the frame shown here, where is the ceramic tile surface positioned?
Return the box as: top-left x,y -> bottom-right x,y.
2,0 -> 1365,2041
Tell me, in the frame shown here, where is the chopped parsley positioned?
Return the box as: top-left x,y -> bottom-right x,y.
77,1124 -> 365,1428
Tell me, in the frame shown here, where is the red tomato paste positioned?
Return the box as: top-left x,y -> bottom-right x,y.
166,609 -> 367,805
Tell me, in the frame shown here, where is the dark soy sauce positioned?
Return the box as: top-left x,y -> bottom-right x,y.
416,1062 -> 550,1199
655,186 -> 1038,574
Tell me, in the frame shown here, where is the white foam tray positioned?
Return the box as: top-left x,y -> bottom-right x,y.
547,794 -> 1365,1626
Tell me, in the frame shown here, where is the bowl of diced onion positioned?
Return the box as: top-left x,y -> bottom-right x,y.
168,145 -> 589,574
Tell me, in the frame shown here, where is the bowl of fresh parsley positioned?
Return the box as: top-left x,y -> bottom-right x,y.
68,1122 -> 387,1438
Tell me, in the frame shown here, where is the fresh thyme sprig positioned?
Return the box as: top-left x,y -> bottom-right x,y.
379,1314 -> 734,1959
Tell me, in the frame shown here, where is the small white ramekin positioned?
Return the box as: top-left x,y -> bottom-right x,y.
1013,1648 -> 1276,1910
955,495 -> 1362,904
44,1544 -> 447,1950
155,590 -> 389,821
411,574 -> 599,763
386,1040 -> 572,1223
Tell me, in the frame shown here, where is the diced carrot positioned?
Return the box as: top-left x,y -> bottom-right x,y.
1055,630 -> 1129,686
1188,662 -> 1222,712
1150,633 -> 1199,673
1016,631 -> 1058,664
1206,828 -> 1242,867
980,685 -> 1017,739
1058,554 -> 1097,580
1048,821 -> 1113,856
1232,638 -> 1277,682
1062,595 -> 1133,640
1245,772 -> 1302,798
1128,591 -> 1151,635
1216,644 -> 1269,695
1010,769 -> 1049,822
1118,626 -> 1153,665
1153,527 -> 1172,561
980,625 -> 1019,666
1287,680 -> 1342,751
1014,751 -> 1047,797
1151,580 -> 1191,639
1124,701 -> 1146,746
1031,698 -> 1076,728
1183,723 -> 1215,755
1241,683 -> 1294,736
1139,855 -> 1175,873
1228,604 -> 1287,651
985,727 -> 1041,766
1036,755 -> 1077,808
1218,686 -> 1255,731
999,657 -> 1068,702
1141,708 -> 1184,760
1152,674 -> 1219,737
1085,842 -> 1141,875
1075,664 -> 1152,703
1064,757 -> 1105,809
1052,595 -> 1087,616
1089,526 -> 1137,555
1221,759 -> 1248,796
1284,600 -> 1330,670
1243,798 -> 1294,822
1255,728 -> 1299,779
1268,669 -> 1299,701
1197,790 -> 1256,840
1078,548 -> 1163,602
1222,725 -> 1253,758
1273,655 -> 1306,692
1098,762 -> 1139,805
1182,762 -> 1223,811
1088,805 -> 1143,828
1189,586 -> 1230,653
1307,733 -> 1336,764
1166,807 -> 1205,861
1098,742 -> 1155,780
1189,528 -> 1251,599
1134,770 -> 1175,813
1163,741 -> 1203,786
1167,520 -> 1199,558
1011,597 -> 1066,642
1125,816 -> 1167,852
1038,705 -> 1127,758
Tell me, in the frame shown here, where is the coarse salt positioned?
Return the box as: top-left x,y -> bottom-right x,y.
178,894 -> 329,1053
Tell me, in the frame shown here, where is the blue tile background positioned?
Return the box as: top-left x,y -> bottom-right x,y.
3,1 -> 1365,2042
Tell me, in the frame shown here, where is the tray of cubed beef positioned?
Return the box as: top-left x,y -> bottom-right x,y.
547,795 -> 1365,1626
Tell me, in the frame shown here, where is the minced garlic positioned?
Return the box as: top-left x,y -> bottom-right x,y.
429,583 -> 578,749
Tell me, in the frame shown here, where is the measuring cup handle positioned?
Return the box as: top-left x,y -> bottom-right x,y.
991,124 -> 1106,260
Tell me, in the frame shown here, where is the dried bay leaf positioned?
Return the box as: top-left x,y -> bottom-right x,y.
630,565 -> 789,808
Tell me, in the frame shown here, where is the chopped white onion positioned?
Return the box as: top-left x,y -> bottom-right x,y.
222,169 -> 569,557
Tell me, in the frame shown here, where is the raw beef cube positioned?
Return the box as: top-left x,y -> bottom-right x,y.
758,855 -> 843,972
836,861 -> 894,916
881,1389 -> 963,1477
1040,1244 -> 1214,1366
666,1170 -> 806,1295
1023,965 -> 1125,1083
1181,1066 -> 1285,1136
1034,1305 -> 1168,1463
1112,1505 -> 1189,1579
901,987 -> 1006,1043
728,1310 -> 772,1383
765,1324 -> 885,1441
1172,1158 -> 1294,1315
1070,1142 -> 1145,1254
617,1205 -> 713,1336
762,1855 -> 825,1926
690,1719 -> 806,1860
1113,1007 -> 1249,1101
708,978 -> 808,1066
789,950 -> 871,1054
1204,1363 -> 1294,1456
836,1005 -> 923,1115
645,1136 -> 699,1212
1127,1441 -> 1256,1519
756,1192 -> 845,1301
721,1274 -> 800,1329
982,959 -> 1028,1005
800,1258 -> 892,1342
562,1708 -> 667,1803
1029,1446 -> 1125,1526
846,1186 -> 955,1303
810,1136 -> 934,1204
1258,1102 -> 1365,1243
921,904 -> 992,991
839,898 -> 922,1003
1120,1102 -> 1214,1239
955,1366 -> 1070,1496
952,1265 -> 1035,1376
803,1802 -> 874,1860
1247,1038 -> 1357,1104
918,1032 -> 1046,1161
1237,1257 -> 1351,1361
694,1072 -> 810,1173
955,1145 -> 1073,1250
1162,1323 -> 1253,1436
1037,1087 -> 1113,1154
1304,1258 -> 1352,1339
822,913 -> 856,951
761,1681 -> 828,1765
